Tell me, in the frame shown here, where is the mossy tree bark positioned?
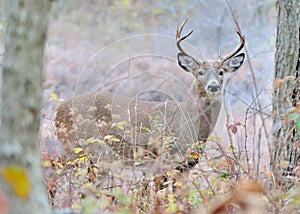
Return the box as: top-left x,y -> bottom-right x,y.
272,0 -> 300,186
0,0 -> 52,213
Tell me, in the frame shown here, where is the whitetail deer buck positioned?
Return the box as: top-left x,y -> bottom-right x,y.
56,19 -> 245,169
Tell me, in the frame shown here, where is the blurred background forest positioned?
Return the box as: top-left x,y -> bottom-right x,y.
40,0 -> 275,164
0,0 -> 285,212
45,0 -> 275,100
0,0 -> 276,173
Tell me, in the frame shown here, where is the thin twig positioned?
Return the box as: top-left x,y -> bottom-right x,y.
225,0 -> 272,177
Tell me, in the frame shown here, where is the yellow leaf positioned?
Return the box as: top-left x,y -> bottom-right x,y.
78,155 -> 89,164
104,135 -> 114,140
41,160 -> 52,168
66,161 -> 74,165
123,0 -> 130,7
1,166 -> 31,200
147,113 -> 153,120
207,136 -> 221,142
104,135 -> 120,143
72,202 -> 81,210
228,145 -> 237,151
114,123 -> 124,131
86,137 -> 103,144
55,162 -> 64,169
86,137 -> 96,144
113,121 -> 127,131
73,147 -> 83,154
174,181 -> 184,188
48,93 -> 64,102
111,137 -> 120,142
75,169 -> 87,176
140,126 -> 150,132
49,93 -> 58,101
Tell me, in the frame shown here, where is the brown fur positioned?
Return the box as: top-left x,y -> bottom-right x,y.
56,81 -> 214,164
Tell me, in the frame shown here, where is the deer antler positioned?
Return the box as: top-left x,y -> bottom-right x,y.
221,31 -> 245,63
176,19 -> 196,60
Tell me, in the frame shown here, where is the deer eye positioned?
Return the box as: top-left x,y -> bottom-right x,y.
198,71 -> 204,76
219,70 -> 224,76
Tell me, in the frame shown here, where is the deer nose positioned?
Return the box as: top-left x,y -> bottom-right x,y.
207,82 -> 220,93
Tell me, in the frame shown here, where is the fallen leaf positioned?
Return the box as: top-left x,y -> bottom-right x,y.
274,78 -> 283,88
191,152 -> 201,160
279,160 -> 289,169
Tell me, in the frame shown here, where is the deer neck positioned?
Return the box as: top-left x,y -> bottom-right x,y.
185,79 -> 222,131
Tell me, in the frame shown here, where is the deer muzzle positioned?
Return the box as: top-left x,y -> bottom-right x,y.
207,82 -> 220,94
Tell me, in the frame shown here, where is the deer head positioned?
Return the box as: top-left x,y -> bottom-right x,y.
176,19 -> 245,97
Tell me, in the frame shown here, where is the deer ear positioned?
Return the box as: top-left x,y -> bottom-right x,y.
226,53 -> 245,73
177,53 -> 198,72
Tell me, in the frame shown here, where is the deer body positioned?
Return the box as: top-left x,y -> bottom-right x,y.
55,20 -> 245,167
56,81 -> 216,162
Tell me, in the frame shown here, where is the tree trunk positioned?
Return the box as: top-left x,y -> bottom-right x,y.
272,0 -> 300,186
0,0 -> 52,213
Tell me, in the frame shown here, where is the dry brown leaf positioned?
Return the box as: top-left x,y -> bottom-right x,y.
279,160 -> 289,169
228,124 -> 238,134
215,159 -> 234,170
210,180 -> 264,214
153,174 -> 167,191
284,75 -> 296,81
274,78 -> 283,88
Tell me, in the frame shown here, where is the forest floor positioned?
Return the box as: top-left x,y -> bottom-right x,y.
41,1 -> 299,213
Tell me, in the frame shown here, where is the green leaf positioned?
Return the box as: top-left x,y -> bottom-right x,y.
297,119 -> 300,131
287,112 -> 299,121
113,121 -> 127,131
115,123 -> 124,131
86,137 -> 96,144
219,171 -> 230,179
81,197 -> 97,214
75,169 -> 87,176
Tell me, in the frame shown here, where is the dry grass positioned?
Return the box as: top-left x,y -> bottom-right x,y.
42,106 -> 300,213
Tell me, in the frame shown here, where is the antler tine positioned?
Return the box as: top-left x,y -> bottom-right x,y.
176,18 -> 194,57
221,31 -> 245,63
